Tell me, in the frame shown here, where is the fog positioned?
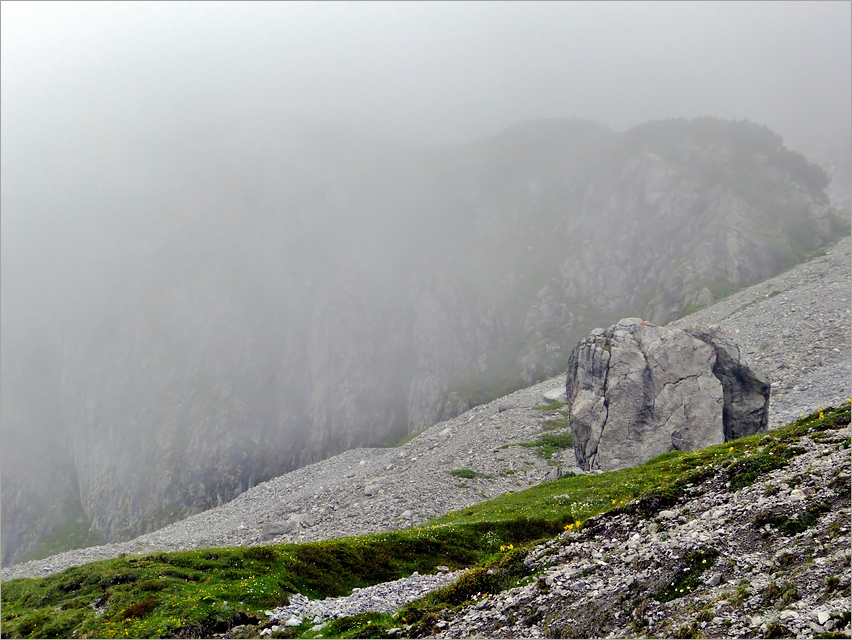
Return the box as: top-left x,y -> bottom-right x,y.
3,2 -> 850,233
1,1 -> 850,562
4,2 -> 851,145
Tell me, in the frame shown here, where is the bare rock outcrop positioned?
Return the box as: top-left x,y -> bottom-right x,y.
567,318 -> 768,471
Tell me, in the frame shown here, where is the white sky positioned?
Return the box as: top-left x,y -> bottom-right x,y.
2,1 -> 850,150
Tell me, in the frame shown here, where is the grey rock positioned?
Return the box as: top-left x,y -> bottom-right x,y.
567,319 -> 768,471
261,520 -> 297,540
364,484 -> 382,497
542,388 -> 568,404
2,239 -> 850,617
705,572 -> 722,587
544,468 -> 562,482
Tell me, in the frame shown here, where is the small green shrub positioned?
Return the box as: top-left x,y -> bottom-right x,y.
825,575 -> 840,593
766,621 -> 792,638
532,401 -> 568,411
675,622 -> 700,638
656,548 -> 719,602
512,431 -> 574,459
318,612 -> 395,638
117,597 -> 160,619
448,469 -> 488,479
754,503 -> 829,536
727,443 -> 807,491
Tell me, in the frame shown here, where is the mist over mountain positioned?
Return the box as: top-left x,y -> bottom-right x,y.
3,1 -> 851,568
2,113 -> 848,565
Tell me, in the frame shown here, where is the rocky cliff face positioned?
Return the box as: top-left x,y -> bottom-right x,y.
2,116 -> 848,565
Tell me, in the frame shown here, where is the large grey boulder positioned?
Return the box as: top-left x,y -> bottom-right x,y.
566,318 -> 768,471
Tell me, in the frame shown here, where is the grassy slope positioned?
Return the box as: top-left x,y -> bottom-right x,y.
1,404 -> 849,639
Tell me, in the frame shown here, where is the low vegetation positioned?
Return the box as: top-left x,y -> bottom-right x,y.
2,404 -> 848,639
531,401 -> 568,411
499,409 -> 574,459
446,469 -> 490,479
507,432 -> 574,460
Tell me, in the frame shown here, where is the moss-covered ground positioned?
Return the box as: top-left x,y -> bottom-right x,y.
2,403 -> 848,639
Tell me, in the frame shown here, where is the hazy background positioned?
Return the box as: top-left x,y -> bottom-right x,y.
1,1 -> 850,563
4,0 -> 850,302
3,1 -> 850,239
3,1 -> 850,249
3,2 -> 850,146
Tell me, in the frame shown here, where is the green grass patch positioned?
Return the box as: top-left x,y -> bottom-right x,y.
726,442 -> 808,491
508,430 -> 574,459
754,503 -> 830,537
532,401 -> 568,411
447,469 -> 491,480
314,612 -> 396,638
502,408 -> 574,459
541,411 -> 571,432
2,404 -> 848,639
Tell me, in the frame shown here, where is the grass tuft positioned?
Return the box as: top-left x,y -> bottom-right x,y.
656,548 -> 719,602
532,401 -> 569,411
447,469 -> 490,480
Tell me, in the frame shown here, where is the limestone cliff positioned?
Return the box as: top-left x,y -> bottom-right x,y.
2,116 -> 847,565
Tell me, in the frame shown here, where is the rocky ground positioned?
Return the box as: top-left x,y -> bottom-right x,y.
260,570 -> 467,636
427,417 -> 851,639
2,239 -> 850,638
